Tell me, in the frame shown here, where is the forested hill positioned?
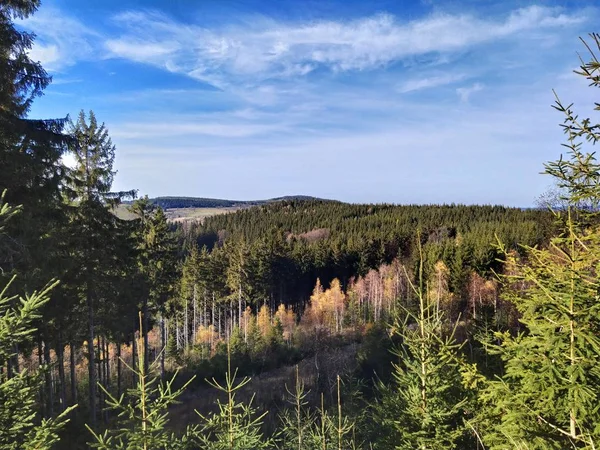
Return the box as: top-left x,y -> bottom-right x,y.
178,201 -> 554,306
145,195 -> 330,209
195,201 -> 552,249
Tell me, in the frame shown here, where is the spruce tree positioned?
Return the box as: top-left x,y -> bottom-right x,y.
130,197 -> 177,375
66,110 -> 135,427
195,346 -> 272,450
372,251 -> 474,450
475,33 -> 600,449
0,0 -> 70,285
0,193 -> 75,450
1,2 -> 71,415
87,315 -> 198,450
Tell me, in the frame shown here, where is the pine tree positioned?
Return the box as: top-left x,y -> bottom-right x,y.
87,315 -> 198,450
373,245 -> 474,450
195,346 -> 272,450
280,368 -> 356,450
0,193 -> 75,450
66,110 -> 135,427
1,1 -> 72,416
130,197 -> 177,375
475,34 -> 600,449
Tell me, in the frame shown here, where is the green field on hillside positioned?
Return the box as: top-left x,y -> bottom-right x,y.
112,204 -> 238,222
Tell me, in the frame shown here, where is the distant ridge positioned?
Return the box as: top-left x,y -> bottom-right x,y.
145,195 -> 334,209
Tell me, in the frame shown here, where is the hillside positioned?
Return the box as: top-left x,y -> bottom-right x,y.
146,195 -> 331,209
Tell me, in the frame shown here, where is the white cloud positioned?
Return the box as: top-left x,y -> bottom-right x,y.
18,7 -> 101,72
18,4 -> 588,85
456,82 -> 484,102
110,120 -> 284,139
102,5 -> 585,86
397,73 -> 467,93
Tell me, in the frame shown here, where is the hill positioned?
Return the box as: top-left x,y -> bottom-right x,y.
146,195 -> 331,209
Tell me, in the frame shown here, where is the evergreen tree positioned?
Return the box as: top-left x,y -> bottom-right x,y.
130,197 -> 178,375
372,249 -> 474,450
475,34 -> 600,449
0,193 -> 75,450
280,369 -> 356,450
66,110 -> 135,427
196,346 -> 272,450
87,316 -> 198,450
0,1 -> 71,416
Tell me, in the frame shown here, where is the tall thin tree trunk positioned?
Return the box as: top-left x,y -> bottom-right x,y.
132,330 -> 138,386
238,284 -> 242,330
569,216 -> 577,439
143,298 -> 149,375
203,291 -> 208,328
38,338 -> 46,416
116,342 -> 122,398
160,315 -> 166,380
97,335 -> 103,422
104,337 -> 110,390
43,340 -> 54,416
193,286 -> 197,345
57,338 -> 67,412
69,342 -> 77,405
87,287 -> 97,427
176,316 -> 180,350
217,303 -> 221,338
184,296 -> 189,350
104,337 -> 110,423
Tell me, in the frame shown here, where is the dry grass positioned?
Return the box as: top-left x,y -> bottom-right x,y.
166,207 -> 239,223
168,343 -> 359,431
112,205 -> 240,223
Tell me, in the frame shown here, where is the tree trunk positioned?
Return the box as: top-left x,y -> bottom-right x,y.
143,298 -> 150,375
160,315 -> 166,380
97,335 -> 103,422
57,339 -> 67,412
132,330 -> 138,386
176,316 -> 180,350
70,342 -> 77,405
217,303 -> 221,338
193,286 -> 197,345
104,337 -> 110,423
13,343 -> 20,373
116,342 -> 122,398
44,340 -> 54,416
104,337 -> 110,390
87,286 -> 97,427
238,284 -> 242,330
38,338 -> 46,416
203,291 -> 208,329
184,296 -> 189,350
6,354 -> 12,379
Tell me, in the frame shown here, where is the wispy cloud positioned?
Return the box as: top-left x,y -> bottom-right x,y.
110,120 -> 284,139
18,7 -> 101,72
102,6 -> 584,86
456,82 -> 484,102
21,5 -> 585,82
397,73 -> 467,93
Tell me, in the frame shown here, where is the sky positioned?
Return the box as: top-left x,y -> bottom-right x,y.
18,0 -> 599,205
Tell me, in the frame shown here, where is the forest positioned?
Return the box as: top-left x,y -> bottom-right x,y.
147,195 -> 323,209
1,1 -> 600,449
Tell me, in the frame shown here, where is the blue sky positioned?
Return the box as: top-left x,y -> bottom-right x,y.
19,0 -> 598,205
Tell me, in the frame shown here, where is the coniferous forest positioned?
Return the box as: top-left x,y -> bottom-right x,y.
2,1 -> 600,449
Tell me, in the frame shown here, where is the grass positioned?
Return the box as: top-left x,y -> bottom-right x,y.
112,204 -> 239,223
166,207 -> 239,223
